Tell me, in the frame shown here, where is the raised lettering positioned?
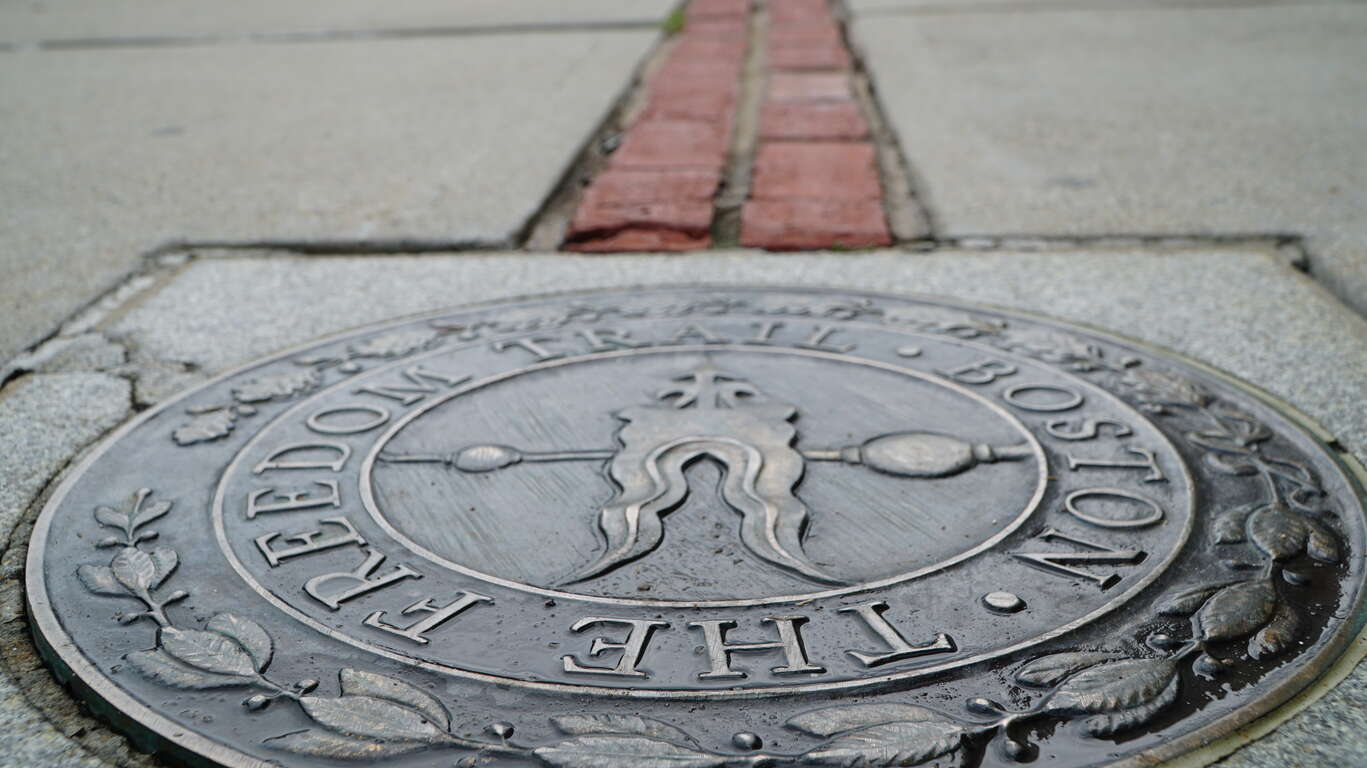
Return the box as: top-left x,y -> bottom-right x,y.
941,359 -> 1017,385
689,617 -> 825,679
561,617 -> 669,678
1066,488 -> 1165,529
246,480 -> 340,519
799,324 -> 854,353
255,516 -> 365,566
1013,527 -> 1146,589
355,365 -> 470,406
838,600 -> 956,667
303,549 -> 420,610
1002,384 -> 1084,412
1067,447 -> 1165,482
748,320 -> 783,344
364,591 -> 493,645
492,335 -> 563,361
1045,417 -> 1133,442
253,441 -> 352,474
306,405 -> 389,435
669,324 -> 729,345
576,328 -> 643,352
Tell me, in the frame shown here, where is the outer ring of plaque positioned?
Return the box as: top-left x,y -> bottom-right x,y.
23,285 -> 1367,768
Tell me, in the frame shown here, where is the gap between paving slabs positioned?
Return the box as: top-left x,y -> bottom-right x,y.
561,0 -> 911,252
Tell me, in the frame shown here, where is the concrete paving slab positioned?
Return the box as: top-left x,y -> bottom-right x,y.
851,4 -> 1367,314
847,0 -> 1336,12
0,1 -> 676,44
0,246 -> 1358,766
107,248 -> 1367,458
0,30 -> 658,365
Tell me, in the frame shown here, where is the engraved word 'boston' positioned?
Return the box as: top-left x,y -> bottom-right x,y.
26,287 -> 1367,768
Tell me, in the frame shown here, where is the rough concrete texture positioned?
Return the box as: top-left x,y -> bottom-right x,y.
0,30 -> 659,365
0,0 -> 677,42
0,373 -> 131,543
3,248 -> 1365,767
109,249 -> 1367,458
851,3 -> 1367,314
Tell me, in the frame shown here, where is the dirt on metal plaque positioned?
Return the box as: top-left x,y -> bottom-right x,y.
26,287 -> 1367,768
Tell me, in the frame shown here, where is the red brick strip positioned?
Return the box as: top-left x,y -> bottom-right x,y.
741,0 -> 891,250
565,0 -> 751,252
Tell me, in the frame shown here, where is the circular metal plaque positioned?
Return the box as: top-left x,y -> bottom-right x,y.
26,287 -> 1367,768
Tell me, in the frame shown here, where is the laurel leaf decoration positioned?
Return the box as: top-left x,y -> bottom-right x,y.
1197,580 -> 1277,642
172,408 -> 237,446
799,720 -> 966,767
535,735 -> 726,768
349,328 -> 441,359
263,729 -> 429,759
1045,658 -> 1179,714
1082,676 -> 1180,737
76,564 -> 127,596
1212,504 -> 1257,544
1306,521 -> 1340,563
786,703 -> 950,738
1247,504 -> 1307,560
125,649 -> 256,689
134,498 -> 172,528
339,668 -> 449,731
300,695 -> 453,746
1155,582 -> 1241,617
232,368 -> 321,403
94,505 -> 130,532
1014,652 -> 1117,688
552,714 -> 700,747
159,627 -> 259,678
1248,603 -> 1301,660
148,548 -> 178,589
206,614 -> 273,673
111,547 -> 156,595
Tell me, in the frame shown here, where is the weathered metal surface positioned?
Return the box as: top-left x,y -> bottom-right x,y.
25,286 -> 1367,767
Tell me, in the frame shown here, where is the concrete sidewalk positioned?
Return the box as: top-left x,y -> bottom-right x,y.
0,0 -> 676,365
1,1 -> 1365,766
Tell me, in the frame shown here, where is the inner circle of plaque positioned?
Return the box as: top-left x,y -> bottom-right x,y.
364,346 -> 1048,606
210,325 -> 1197,695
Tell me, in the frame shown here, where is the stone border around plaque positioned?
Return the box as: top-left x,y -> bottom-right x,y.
25,286 -> 1367,768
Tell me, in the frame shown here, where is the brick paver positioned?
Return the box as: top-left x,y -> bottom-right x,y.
565,1 -> 751,251
567,0 -> 890,252
759,101 -> 869,140
750,142 -> 882,200
740,199 -> 891,249
740,1 -> 890,249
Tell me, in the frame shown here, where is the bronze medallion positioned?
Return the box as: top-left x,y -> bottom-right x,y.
26,287 -> 1366,767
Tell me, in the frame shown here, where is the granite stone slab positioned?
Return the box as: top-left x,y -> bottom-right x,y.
108,249 -> 1367,459
850,3 -> 1367,314
4,248 -> 1365,766
0,0 -> 676,43
0,30 -> 658,365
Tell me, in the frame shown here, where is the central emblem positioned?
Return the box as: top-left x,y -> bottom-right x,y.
382,361 -> 1030,587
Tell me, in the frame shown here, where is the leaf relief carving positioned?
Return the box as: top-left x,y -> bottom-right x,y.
1045,658 -> 1178,715
535,735 -> 725,768
800,720 -> 966,767
1197,580 -> 1277,642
